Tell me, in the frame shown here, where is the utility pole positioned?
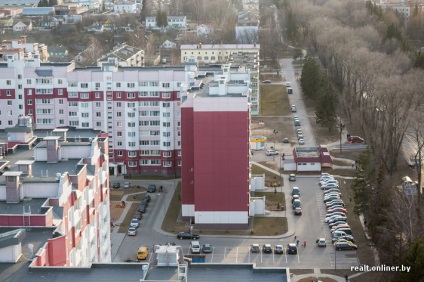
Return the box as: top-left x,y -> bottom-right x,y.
339,118 -> 344,153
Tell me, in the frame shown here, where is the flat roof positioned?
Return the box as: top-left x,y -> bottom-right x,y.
0,198 -> 47,215
295,147 -> 320,158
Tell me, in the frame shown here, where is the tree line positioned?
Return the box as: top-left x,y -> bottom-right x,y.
281,0 -> 424,280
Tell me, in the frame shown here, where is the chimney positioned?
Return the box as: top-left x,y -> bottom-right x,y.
44,136 -> 61,163
52,128 -> 68,142
5,171 -> 23,203
16,160 -> 34,177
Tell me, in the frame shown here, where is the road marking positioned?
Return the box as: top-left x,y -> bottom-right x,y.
297,252 -> 300,263
272,251 -> 275,263
211,247 -> 214,262
285,249 -> 287,263
248,247 -> 250,263
236,247 -> 238,263
224,247 -> 227,258
261,250 -> 263,264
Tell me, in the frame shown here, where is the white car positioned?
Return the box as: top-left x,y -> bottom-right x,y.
320,175 -> 334,181
322,183 -> 340,189
130,218 -> 139,228
325,215 -> 345,223
319,179 -> 339,186
266,150 -> 278,156
325,212 -> 346,218
298,138 -> 305,145
286,81 -> 291,87
127,227 -> 137,236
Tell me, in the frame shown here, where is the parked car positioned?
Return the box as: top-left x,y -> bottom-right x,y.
287,243 -> 298,254
298,138 -> 305,145
292,199 -> 302,209
325,212 -> 346,219
190,241 -> 201,254
332,235 -> 355,243
138,203 -> 147,213
289,174 -> 296,181
112,182 -> 121,188
297,134 -> 304,140
319,179 -> 339,187
274,245 -> 284,254
124,182 -> 131,189
130,218 -> 139,228
327,208 -> 347,214
266,149 -> 278,156
137,246 -> 149,260
177,232 -> 200,240
294,207 -> 302,215
291,194 -> 300,203
133,211 -> 142,220
335,241 -> 358,251
328,216 -> 347,224
291,105 -> 297,112
329,221 -> 350,229
325,214 -> 346,223
143,194 -> 151,203
285,81 -> 291,87
251,244 -> 260,253
321,183 -> 340,190
324,195 -> 341,203
127,227 -> 137,236
324,189 -> 341,196
262,244 -> 272,253
283,138 -> 289,143
262,80 -> 272,84
202,244 -> 213,253
287,87 -> 293,94
292,187 -> 300,196
316,238 -> 327,247
326,204 -> 345,211
147,184 -> 157,193
326,200 -> 345,208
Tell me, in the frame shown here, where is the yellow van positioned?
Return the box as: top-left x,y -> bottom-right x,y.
137,246 -> 149,260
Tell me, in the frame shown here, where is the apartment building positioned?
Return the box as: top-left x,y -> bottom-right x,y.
145,16 -> 187,30
180,44 -> 260,116
181,59 -> 251,229
0,118 -> 111,266
0,36 -> 49,62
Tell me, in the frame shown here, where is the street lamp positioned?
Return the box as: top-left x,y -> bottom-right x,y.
338,118 -> 344,153
273,129 -> 278,161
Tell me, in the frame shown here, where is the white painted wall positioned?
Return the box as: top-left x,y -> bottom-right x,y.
182,204 -> 194,217
297,162 -> 321,172
0,244 -> 21,262
24,183 -> 58,198
0,186 -> 6,200
194,211 -> 248,224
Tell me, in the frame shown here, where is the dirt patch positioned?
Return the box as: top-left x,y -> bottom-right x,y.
110,202 -> 125,222
253,191 -> 285,210
290,269 -> 315,275
260,85 -> 291,116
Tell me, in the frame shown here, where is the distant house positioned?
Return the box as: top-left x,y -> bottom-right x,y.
97,43 -> 144,67
145,15 -> 186,30
84,22 -> 104,33
113,1 -> 137,14
283,146 -> 333,172
13,20 -> 32,32
48,45 -> 68,60
161,40 -> 176,49
0,17 -> 14,30
196,24 -> 213,37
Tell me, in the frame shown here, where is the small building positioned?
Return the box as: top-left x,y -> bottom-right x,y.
290,146 -> 333,172
113,0 -> 137,14
154,245 -> 183,267
13,20 -> 32,32
161,39 -> 177,49
145,15 -> 186,30
250,136 -> 266,150
196,24 -> 213,37
48,45 -> 69,60
97,43 -> 144,67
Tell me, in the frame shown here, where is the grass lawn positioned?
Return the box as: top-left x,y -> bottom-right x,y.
253,191 -> 285,210
161,182 -> 288,236
110,186 -> 147,201
260,84 -> 291,116
251,164 -> 284,187
117,203 -> 140,233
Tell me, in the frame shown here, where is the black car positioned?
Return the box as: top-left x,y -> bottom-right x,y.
112,182 -> 120,188
133,211 -> 142,220
147,184 -> 157,193
335,242 -> 358,251
143,194 -> 151,203
177,232 -> 200,240
138,203 -> 147,213
262,244 -> 272,253
287,243 -> 298,254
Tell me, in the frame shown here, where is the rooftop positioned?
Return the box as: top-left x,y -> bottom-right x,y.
295,147 -> 321,158
181,44 -> 260,50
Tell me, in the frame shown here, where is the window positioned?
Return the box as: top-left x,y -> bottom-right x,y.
96,112 -> 101,117
95,92 -> 100,98
6,80 -> 11,85
58,89 -> 63,95
117,112 -> 122,117
139,121 -> 149,126
128,132 -> 136,137
81,113 -> 89,118
8,120 -> 12,125
27,100 -> 32,105
96,122 -> 101,127
127,122 -> 135,127
150,130 -> 160,136
140,111 -> 148,116
128,161 -> 137,167
7,100 -> 12,106
58,79 -> 63,84
151,159 -> 160,165
27,89 -> 32,95
28,109 -> 32,115
6,90 -> 11,96
150,120 -> 160,126
117,102 -> 121,107
117,131 -> 122,137
80,102 -> 89,108
68,92 -> 78,98
81,122 -> 89,128
116,92 -> 121,98
18,84 -> 22,89
163,151 -> 171,157
116,83 -> 121,88
127,102 -> 135,108
69,112 -> 77,116
163,132 -> 171,137
128,142 -> 136,147
117,141 -> 122,146
178,150 -> 182,157
163,102 -> 170,107
163,112 -> 170,118
59,99 -> 64,104
127,83 -> 135,88
139,81 -> 148,87
59,119 -> 64,124
128,151 -> 137,157
69,121 -> 79,126
163,142 -> 171,147
80,93 -> 89,99
8,110 -> 12,116
69,101 -> 78,107
177,160 -> 182,166
81,83 -> 88,88
95,83 -> 100,88
128,112 -> 135,118
163,161 -> 172,167
96,102 -> 101,108
27,79 -> 31,84
163,122 -> 171,127
117,151 -> 123,156
59,109 -> 64,115
162,83 -> 170,88
117,122 -> 122,127
150,81 -> 159,87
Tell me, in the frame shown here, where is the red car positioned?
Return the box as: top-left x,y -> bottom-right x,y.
326,208 -> 347,214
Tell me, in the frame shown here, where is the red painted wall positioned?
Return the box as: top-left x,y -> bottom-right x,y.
181,107 -> 195,205
193,111 -> 249,212
47,236 -> 67,266
0,214 -> 48,226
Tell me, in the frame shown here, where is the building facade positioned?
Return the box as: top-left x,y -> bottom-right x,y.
0,121 -> 111,267
0,56 -> 185,176
145,16 -> 187,30
180,59 -> 251,229
180,44 -> 260,116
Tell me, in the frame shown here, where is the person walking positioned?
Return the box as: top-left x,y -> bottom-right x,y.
303,240 -> 306,247
294,235 -> 297,241
296,240 -> 299,246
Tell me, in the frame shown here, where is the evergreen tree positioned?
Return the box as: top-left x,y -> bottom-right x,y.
300,56 -> 320,99
314,77 -> 337,131
397,239 -> 424,282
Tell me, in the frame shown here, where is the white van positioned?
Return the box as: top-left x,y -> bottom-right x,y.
332,230 -> 348,239
190,241 -> 201,254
